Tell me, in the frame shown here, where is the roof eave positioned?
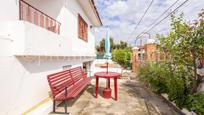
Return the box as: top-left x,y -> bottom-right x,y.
90,0 -> 103,26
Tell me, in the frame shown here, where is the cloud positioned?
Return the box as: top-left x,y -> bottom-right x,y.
95,0 -> 204,45
105,1 -> 129,17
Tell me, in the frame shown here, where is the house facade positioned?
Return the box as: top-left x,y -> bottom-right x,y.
132,39 -> 162,72
0,0 -> 102,114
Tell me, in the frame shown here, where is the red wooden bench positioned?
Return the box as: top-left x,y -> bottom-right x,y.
47,66 -> 91,114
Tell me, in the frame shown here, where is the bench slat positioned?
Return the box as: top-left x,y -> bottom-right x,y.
54,78 -> 91,100
48,70 -> 69,78
69,78 -> 91,98
47,66 -> 90,101
52,77 -> 72,86
48,71 -> 70,81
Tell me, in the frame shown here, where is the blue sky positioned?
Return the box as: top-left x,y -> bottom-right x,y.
94,0 -> 204,45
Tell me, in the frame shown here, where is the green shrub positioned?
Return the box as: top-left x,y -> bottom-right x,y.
112,49 -> 131,68
185,93 -> 204,115
137,62 -> 193,108
137,10 -> 204,115
137,62 -> 169,93
169,65 -> 193,108
166,73 -> 188,108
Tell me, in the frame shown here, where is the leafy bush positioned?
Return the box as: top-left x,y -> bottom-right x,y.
137,62 -> 169,93
137,62 -> 193,108
136,10 -> 204,115
185,93 -> 204,115
164,64 -> 192,108
112,49 -> 131,68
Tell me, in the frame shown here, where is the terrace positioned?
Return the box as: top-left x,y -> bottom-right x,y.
47,65 -> 181,115
44,49 -> 204,115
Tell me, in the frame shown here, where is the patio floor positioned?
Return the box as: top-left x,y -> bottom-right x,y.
50,74 -> 181,115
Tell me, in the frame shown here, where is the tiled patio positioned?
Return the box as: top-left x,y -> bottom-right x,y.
50,75 -> 181,115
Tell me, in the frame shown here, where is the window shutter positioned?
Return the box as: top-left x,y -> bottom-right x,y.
78,14 -> 88,42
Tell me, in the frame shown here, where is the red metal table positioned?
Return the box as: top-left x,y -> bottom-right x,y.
94,72 -> 121,100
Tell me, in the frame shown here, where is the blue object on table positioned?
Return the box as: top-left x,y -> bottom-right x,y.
104,27 -> 112,59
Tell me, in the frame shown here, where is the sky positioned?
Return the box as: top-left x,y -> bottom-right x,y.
94,0 -> 204,46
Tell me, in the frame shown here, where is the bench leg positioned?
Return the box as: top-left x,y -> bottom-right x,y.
53,100 -> 56,113
65,100 -> 68,114
52,100 -> 69,114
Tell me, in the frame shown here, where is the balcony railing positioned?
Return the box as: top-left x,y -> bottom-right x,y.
19,0 -> 61,34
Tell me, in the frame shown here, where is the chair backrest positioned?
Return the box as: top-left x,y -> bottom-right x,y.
47,70 -> 74,98
70,67 -> 84,83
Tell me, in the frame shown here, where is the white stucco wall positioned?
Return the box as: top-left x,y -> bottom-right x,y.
0,56 -> 84,115
0,0 -> 98,114
0,0 -> 96,57
0,0 -> 19,22
24,0 -> 96,56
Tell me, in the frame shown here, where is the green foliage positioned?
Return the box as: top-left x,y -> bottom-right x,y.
137,62 -> 169,93
157,10 -> 204,93
112,49 -> 131,68
185,93 -> 204,115
96,38 -> 114,53
114,41 -> 128,49
96,38 -> 130,54
137,10 -> 204,114
166,65 -> 192,108
137,62 -> 194,108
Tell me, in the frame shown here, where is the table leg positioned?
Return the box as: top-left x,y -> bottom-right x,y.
95,77 -> 99,98
114,78 -> 118,100
107,78 -> 110,88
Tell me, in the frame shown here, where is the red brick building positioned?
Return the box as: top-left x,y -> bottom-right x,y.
132,40 -> 158,72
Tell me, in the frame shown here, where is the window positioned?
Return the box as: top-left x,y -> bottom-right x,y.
78,14 -> 88,42
63,65 -> 72,70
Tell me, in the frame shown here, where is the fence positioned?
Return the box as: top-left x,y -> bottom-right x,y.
19,0 -> 61,34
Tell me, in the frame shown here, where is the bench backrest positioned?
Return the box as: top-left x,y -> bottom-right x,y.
47,70 -> 74,98
70,67 -> 84,84
47,66 -> 85,97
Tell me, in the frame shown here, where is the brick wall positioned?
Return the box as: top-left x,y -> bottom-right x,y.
144,43 -> 157,61
132,43 -> 157,72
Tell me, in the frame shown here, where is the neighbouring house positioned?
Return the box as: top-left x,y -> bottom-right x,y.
132,40 -> 204,92
0,0 -> 102,114
132,39 -> 166,72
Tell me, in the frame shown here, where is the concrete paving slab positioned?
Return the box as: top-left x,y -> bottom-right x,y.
49,78 -> 180,115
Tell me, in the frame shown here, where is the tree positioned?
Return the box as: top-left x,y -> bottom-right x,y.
137,10 -> 204,115
113,40 -> 129,49
96,39 -> 105,53
157,10 -> 204,93
96,38 -> 130,53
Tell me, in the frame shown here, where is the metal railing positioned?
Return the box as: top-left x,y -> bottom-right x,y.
19,0 -> 61,34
